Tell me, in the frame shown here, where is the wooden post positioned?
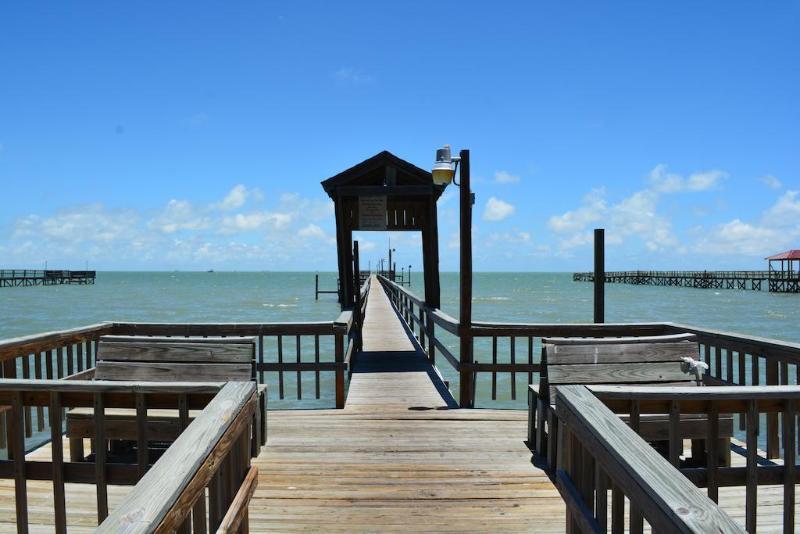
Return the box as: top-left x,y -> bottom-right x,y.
593,228 -> 605,324
353,241 -> 362,352
334,332 -> 345,409
315,274 -> 319,300
458,150 -> 474,408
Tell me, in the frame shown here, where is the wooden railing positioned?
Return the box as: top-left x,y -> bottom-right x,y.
379,275 -> 667,407
662,322 -> 800,459
0,310 -> 362,458
554,384 -> 744,533
0,379 -> 258,532
378,276 -> 800,411
587,384 -> 800,533
98,381 -> 258,533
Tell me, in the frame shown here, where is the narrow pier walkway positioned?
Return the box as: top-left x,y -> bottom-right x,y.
252,278 -> 564,532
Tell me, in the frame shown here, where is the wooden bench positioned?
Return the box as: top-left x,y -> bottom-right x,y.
66,335 -> 267,462
527,333 -> 733,470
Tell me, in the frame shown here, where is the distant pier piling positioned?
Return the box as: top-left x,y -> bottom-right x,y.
0,270 -> 96,288
572,270 -> 800,292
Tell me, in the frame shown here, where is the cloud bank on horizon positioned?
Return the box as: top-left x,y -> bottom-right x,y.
3,166 -> 798,271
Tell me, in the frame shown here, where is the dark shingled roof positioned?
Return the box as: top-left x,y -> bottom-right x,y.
320,150 -> 441,199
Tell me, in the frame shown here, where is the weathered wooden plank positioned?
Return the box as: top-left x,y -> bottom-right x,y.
97,382 -> 256,533
555,385 -> 743,533
11,392 -> 28,533
98,341 -> 254,363
49,392 -> 66,534
95,392 -> 108,522
94,361 -> 252,382
217,465 -> 258,534
547,362 -> 692,385
546,341 -> 697,365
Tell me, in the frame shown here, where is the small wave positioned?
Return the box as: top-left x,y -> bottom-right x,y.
262,303 -> 298,308
474,296 -> 511,302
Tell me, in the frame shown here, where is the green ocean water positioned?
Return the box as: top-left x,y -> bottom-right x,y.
1,271 -> 798,412
2,271 -> 797,342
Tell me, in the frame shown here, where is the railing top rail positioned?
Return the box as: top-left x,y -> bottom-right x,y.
98,381 -> 256,533
589,384 -> 800,401
664,322 -> 800,353
0,378 -> 224,394
334,310 -> 354,333
377,275 -> 426,307
0,322 -> 114,359
556,384 -> 743,533
112,320 -> 342,337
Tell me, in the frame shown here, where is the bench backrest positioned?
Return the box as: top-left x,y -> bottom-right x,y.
94,336 -> 256,382
540,333 -> 700,400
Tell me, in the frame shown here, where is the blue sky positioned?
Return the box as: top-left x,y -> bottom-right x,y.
0,2 -> 797,271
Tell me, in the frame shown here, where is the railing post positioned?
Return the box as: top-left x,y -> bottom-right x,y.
418,306 -> 425,348
426,308 -> 436,365
335,332 -> 345,409
458,149 -> 474,408
594,228 -> 604,323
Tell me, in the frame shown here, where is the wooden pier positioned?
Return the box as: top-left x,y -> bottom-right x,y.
3,278 -> 800,530
574,270 -> 773,291
0,270 -> 96,288
254,278 -> 563,531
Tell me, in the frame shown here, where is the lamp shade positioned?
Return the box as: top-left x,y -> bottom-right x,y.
432,145 -> 455,186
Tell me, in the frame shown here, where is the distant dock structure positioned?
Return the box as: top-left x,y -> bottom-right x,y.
0,269 -> 96,288
574,249 -> 800,293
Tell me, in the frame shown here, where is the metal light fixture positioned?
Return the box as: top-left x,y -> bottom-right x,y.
432,144 -> 461,186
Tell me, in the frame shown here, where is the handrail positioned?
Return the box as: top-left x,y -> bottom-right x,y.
98,381 -> 257,532
555,384 -> 743,532
584,384 -> 800,532
0,322 -> 113,361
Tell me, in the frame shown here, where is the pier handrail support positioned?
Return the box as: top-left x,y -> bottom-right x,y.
555,384 -> 744,533
98,381 -> 258,532
458,149 -> 474,408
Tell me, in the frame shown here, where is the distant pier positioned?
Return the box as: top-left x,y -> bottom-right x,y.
0,269 -> 96,288
573,270 -> 800,292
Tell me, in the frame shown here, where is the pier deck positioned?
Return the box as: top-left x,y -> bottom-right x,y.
253,278 -> 563,531
4,280 -> 799,531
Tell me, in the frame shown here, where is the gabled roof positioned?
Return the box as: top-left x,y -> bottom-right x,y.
321,150 -> 439,199
766,249 -> 800,260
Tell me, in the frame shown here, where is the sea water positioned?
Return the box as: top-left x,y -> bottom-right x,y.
1,271 -> 798,411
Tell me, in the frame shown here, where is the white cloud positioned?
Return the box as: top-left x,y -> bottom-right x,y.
298,224 -> 326,239
692,190 -> 800,256
14,205 -> 141,244
4,183 -> 345,268
483,197 -> 515,221
548,189 -> 606,234
149,200 -> 211,234
219,211 -> 293,234
487,230 -> 531,244
493,170 -> 520,184
648,164 -> 726,193
760,175 -> 782,190
763,190 -> 800,222
218,185 -> 248,210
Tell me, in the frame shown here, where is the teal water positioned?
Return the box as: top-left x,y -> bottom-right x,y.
3,271 -> 796,342
3,271 -> 796,455
1,271 -> 798,412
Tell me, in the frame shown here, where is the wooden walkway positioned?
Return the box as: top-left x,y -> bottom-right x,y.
252,278 -> 563,531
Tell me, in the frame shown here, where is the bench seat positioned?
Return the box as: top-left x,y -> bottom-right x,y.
66,336 -> 267,462
527,335 -> 733,470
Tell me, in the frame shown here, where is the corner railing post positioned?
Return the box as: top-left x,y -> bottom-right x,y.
426,308 -> 436,365
458,149 -> 474,408
334,331 -> 345,409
